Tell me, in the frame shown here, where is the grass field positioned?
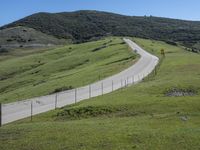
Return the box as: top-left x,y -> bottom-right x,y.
0,37 -> 137,103
0,38 -> 200,150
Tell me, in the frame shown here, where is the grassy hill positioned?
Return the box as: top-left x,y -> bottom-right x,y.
0,26 -> 68,52
1,10 -> 200,52
0,37 -> 137,103
0,38 -> 199,150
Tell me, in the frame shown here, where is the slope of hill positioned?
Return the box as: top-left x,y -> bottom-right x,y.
1,10 -> 200,52
0,26 -> 68,52
0,38 -> 199,150
0,37 -> 137,103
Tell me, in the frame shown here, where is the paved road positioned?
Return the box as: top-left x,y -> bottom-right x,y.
1,38 -> 159,125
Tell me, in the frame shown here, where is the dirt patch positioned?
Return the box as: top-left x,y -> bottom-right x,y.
165,87 -> 197,97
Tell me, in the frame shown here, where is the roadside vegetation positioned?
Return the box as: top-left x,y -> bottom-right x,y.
0,38 -> 199,150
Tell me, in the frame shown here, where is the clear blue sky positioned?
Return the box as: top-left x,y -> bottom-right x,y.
1,0 -> 200,26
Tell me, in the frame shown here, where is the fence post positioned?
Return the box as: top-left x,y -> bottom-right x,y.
89,85 -> 91,98
112,80 -> 114,92
121,79 -> 123,89
101,82 -> 103,95
55,93 -> 58,109
31,101 -> 33,121
75,88 -> 77,103
0,103 -> 2,126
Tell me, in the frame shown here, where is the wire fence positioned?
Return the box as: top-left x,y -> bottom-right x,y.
0,66 -> 156,126
0,40 -> 159,126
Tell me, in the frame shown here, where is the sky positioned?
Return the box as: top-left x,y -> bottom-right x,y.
0,0 -> 200,27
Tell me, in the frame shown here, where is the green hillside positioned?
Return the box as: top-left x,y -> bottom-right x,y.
0,26 -> 68,52
0,37 -> 137,103
1,10 -> 200,52
0,38 -> 199,150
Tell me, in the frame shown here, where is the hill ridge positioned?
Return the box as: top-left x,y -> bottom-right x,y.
1,10 -> 200,52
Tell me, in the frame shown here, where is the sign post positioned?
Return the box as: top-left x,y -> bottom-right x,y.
161,49 -> 165,57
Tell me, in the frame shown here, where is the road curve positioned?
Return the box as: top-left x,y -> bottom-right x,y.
1,38 -> 159,125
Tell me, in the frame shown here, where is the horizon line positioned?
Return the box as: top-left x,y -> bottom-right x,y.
1,9 -> 200,27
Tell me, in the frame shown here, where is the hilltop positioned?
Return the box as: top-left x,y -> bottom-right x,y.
1,10 -> 200,52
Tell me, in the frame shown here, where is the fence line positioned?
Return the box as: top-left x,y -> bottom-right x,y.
0,76 -> 129,125
0,68 -> 157,126
0,39 -> 159,126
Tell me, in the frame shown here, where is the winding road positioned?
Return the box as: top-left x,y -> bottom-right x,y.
1,38 -> 159,125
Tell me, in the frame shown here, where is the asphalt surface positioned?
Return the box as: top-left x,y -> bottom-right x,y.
1,38 -> 159,125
